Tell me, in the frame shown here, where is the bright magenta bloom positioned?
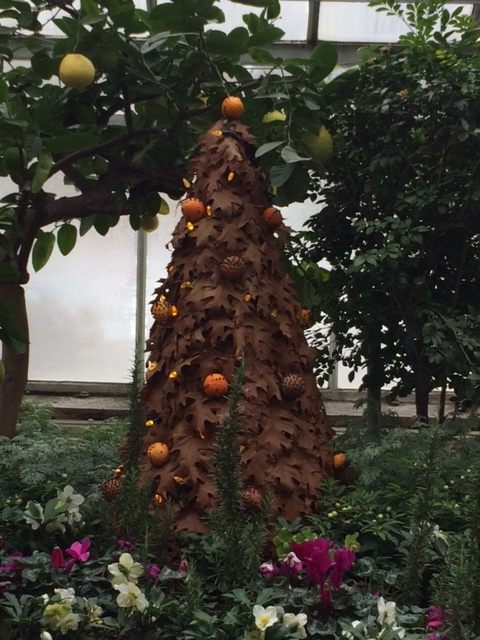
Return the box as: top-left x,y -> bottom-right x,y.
51,546 -> 65,569
66,538 -> 91,563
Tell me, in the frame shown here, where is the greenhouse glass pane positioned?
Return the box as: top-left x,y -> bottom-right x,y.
214,0 -> 308,40
318,3 -> 473,43
25,177 -> 138,383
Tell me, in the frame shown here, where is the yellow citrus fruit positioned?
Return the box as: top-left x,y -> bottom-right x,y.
262,110 -> 287,123
302,125 -> 333,165
59,53 -> 95,89
140,215 -> 159,232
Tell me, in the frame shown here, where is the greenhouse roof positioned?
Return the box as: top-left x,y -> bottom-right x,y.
25,1 -> 479,46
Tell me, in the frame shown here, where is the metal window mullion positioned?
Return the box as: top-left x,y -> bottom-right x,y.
306,0 -> 321,44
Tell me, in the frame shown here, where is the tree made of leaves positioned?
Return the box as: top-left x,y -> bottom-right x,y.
137,106 -> 333,532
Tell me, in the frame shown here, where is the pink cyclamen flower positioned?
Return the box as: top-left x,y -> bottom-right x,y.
427,606 -> 446,631
66,538 -> 91,563
281,552 -> 303,575
291,538 -> 334,587
329,547 -> 356,590
178,559 -> 188,574
51,547 -> 65,569
0,552 -> 24,574
259,562 -> 279,578
147,563 -> 162,580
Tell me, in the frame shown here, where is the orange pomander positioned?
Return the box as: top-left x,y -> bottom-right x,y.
180,198 -> 206,223
333,452 -> 347,470
221,96 -> 244,119
262,206 -> 283,230
147,442 -> 170,467
102,477 -> 121,501
297,308 -> 313,328
203,373 -> 228,398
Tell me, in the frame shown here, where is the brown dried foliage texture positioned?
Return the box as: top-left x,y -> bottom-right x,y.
140,119 -> 333,533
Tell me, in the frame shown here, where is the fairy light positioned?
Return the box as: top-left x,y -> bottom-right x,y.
185,222 -> 194,232
145,420 -> 154,428
170,305 -> 178,317
168,371 -> 178,380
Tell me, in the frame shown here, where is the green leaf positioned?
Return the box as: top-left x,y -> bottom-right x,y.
249,26 -> 284,47
0,77 -> 8,103
227,27 -> 250,54
57,224 -> 77,256
31,151 -> 53,194
255,140 -> 284,158
81,0 -> 100,15
32,231 -> 55,271
310,42 -> 338,81
280,145 -> 311,163
79,215 -> 95,237
46,132 -> 99,154
270,164 -> 294,187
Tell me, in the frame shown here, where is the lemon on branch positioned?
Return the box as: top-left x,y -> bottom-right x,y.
262,110 -> 287,123
301,125 -> 333,165
59,53 -> 95,89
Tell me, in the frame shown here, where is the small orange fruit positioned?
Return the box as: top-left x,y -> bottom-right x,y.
221,96 -> 244,119
180,198 -> 206,223
203,373 -> 228,398
147,442 -> 170,467
333,452 -> 347,470
262,206 -> 283,230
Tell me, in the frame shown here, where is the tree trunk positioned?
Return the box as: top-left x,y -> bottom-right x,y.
414,364 -> 429,424
363,330 -> 383,442
0,283 -> 29,438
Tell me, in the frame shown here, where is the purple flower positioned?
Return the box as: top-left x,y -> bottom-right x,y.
329,548 -> 356,590
51,547 -> 65,570
116,538 -> 134,551
0,552 -> 24,574
66,538 -> 91,564
147,563 -> 162,580
178,559 -> 188,574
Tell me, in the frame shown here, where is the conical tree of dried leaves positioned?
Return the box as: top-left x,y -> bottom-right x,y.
139,107 -> 333,533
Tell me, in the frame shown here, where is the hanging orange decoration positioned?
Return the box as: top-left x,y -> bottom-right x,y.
181,198 -> 206,223
203,373 -> 228,398
297,308 -> 313,328
280,374 -> 306,400
152,299 -> 171,324
333,452 -> 347,470
262,206 -> 283,230
147,442 -> 170,467
221,96 -> 245,119
102,477 -> 121,501
220,255 -> 247,281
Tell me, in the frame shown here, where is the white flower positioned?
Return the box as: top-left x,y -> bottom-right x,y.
57,486 -> 84,510
377,597 -> 396,626
40,632 -> 53,640
59,612 -> 80,634
40,594 -> 49,605
116,582 -> 149,613
391,624 -> 406,639
253,604 -> 278,631
283,612 -> 308,638
85,601 -> 103,622
54,588 -> 76,604
433,524 -> 448,543
23,501 -> 44,530
108,552 -> 144,587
